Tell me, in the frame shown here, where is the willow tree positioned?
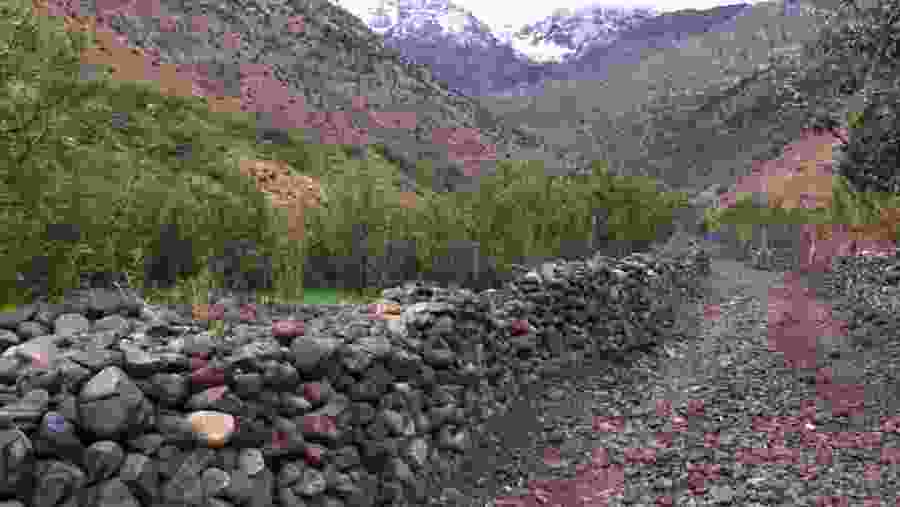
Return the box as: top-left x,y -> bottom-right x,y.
703,172 -> 900,263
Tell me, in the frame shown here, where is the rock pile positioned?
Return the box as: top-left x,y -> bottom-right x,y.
0,248 -> 709,507
805,250 -> 900,347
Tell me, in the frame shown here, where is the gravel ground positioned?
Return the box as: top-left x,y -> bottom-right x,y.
432,257 -> 900,507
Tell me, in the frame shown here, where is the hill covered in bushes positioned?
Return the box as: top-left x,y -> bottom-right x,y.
0,0 -> 692,309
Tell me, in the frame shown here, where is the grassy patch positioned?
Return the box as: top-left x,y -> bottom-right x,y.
299,287 -> 385,306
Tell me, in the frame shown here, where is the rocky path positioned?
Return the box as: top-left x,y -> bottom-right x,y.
439,257 -> 900,506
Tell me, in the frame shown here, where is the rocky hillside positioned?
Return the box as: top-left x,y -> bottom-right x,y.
535,3 -> 752,83
36,0 -> 852,200
50,0 -> 596,195
26,0 -> 881,248
342,0 -> 872,207
474,0 -> 846,192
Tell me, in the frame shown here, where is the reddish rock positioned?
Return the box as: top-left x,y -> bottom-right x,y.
509,319 -> 530,336
272,320 -> 305,339
703,304 -> 721,320
817,383 -> 865,417
192,304 -> 210,322
302,414 -> 337,438
191,366 -> 226,387
367,302 -> 402,316
239,304 -> 257,322
190,356 -> 208,371
188,411 -> 235,448
271,430 -> 290,449
591,448 -> 610,467
27,351 -> 49,369
193,304 -> 225,322
302,382 -> 324,404
304,444 -> 326,466
203,385 -> 228,402
686,399 -> 706,416
656,399 -> 673,417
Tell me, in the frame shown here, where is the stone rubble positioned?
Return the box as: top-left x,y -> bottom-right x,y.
807,250 -> 900,348
0,248 -> 710,507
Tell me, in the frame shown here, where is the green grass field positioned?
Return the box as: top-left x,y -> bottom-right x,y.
0,285 -> 384,313
298,287 -> 383,306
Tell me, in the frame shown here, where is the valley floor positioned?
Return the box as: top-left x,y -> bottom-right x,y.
434,257 -> 900,506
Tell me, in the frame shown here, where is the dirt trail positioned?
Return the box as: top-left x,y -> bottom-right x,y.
653,258 -> 787,395
647,256 -> 867,423
443,254 -> 883,506
443,257 -> 791,504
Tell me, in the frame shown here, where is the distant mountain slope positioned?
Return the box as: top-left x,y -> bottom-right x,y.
601,0 -> 844,190
475,0 -> 843,192
342,0 -> 850,200
547,3 -> 751,82
359,0 -> 753,98
361,0 -> 559,97
501,4 -> 657,65
59,0 -> 596,198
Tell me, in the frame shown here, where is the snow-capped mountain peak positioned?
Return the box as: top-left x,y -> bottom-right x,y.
364,0 -> 498,48
359,0 -> 661,65
502,4 -> 658,63
339,0 -> 754,97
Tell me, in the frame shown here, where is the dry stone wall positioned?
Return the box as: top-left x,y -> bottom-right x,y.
0,247 -> 710,507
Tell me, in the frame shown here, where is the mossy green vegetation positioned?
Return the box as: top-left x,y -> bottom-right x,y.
0,0 -> 690,309
701,175 -> 900,244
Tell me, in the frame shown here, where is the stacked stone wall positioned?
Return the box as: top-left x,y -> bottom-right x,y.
0,248 -> 711,507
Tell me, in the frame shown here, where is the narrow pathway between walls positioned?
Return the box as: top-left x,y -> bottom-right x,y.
433,256 -> 900,507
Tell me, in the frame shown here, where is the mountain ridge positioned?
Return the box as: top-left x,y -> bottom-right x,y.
58,0 -> 599,192
359,0 -> 757,97
467,0 -> 846,193
32,0 -> 850,201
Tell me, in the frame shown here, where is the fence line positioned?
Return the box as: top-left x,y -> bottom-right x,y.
300,209 -> 665,291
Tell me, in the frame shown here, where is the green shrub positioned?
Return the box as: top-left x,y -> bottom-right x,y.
0,0 -> 693,308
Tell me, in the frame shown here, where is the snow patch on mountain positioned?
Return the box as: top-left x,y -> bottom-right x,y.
356,0 -> 658,65
363,0 -> 501,48
502,4 -> 658,63
336,0 -> 758,97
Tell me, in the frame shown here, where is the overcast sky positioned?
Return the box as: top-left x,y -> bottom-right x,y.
333,0 -> 770,34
